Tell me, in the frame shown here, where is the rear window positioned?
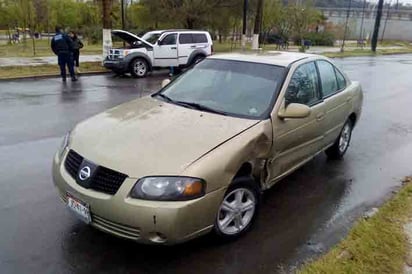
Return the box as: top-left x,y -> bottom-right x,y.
179,34 -> 193,44
317,60 -> 338,97
193,34 -> 208,43
335,68 -> 347,90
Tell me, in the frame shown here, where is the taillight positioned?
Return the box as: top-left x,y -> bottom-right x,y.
211,45 -> 214,54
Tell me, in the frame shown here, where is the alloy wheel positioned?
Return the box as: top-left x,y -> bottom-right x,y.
339,122 -> 352,154
217,188 -> 256,235
134,61 -> 147,77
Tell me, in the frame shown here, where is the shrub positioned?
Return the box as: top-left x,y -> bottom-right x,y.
294,31 -> 335,46
81,26 -> 102,44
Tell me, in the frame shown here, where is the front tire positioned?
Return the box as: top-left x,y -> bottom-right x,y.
130,58 -> 148,78
214,177 -> 260,240
325,119 -> 353,159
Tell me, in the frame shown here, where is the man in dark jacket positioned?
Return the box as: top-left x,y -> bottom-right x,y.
51,26 -> 77,82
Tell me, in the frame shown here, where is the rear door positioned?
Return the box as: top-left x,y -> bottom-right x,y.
268,61 -> 327,182
316,60 -> 352,147
177,33 -> 194,65
153,33 -> 178,67
192,33 -> 211,54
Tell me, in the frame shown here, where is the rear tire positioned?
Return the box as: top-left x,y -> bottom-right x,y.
325,119 -> 353,160
214,177 -> 260,240
191,55 -> 205,66
130,58 -> 148,78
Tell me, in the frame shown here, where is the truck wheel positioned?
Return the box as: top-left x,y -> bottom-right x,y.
191,55 -> 205,66
130,58 -> 148,78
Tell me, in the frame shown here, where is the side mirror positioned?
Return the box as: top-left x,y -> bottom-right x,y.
278,103 -> 311,119
157,39 -> 163,46
161,79 -> 171,88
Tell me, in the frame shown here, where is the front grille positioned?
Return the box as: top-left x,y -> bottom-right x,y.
92,214 -> 141,240
91,166 -> 127,195
64,150 -> 83,178
64,150 -> 128,195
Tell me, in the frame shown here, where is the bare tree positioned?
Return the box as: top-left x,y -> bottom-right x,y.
252,0 -> 264,49
101,0 -> 113,59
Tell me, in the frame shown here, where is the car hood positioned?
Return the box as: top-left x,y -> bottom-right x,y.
70,96 -> 260,178
111,30 -> 153,48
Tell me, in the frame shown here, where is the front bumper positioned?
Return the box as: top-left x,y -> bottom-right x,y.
103,59 -> 128,72
52,150 -> 225,245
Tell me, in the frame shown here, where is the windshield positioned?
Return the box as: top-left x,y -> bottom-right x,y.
159,59 -> 285,119
141,32 -> 161,44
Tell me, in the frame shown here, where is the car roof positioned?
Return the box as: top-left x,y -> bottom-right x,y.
146,29 -> 209,34
163,29 -> 208,33
208,52 -> 322,67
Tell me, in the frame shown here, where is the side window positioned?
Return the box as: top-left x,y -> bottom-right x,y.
179,33 -> 193,44
285,62 -> 320,106
193,33 -> 208,43
317,60 -> 338,97
335,68 -> 347,90
161,34 -> 177,45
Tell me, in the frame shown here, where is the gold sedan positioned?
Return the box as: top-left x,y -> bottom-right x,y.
53,52 -> 363,244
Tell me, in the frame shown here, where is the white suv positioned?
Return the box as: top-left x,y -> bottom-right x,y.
104,29 -> 213,78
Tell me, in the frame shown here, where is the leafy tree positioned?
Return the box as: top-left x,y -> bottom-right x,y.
48,0 -> 81,30
153,0 -> 241,29
288,3 -> 321,52
262,0 -> 285,39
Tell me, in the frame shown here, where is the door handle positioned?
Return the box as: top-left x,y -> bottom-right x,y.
190,45 -> 197,48
171,47 -> 177,50
316,113 -> 325,121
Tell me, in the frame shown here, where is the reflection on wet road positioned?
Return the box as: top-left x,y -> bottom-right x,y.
1,55 -> 412,273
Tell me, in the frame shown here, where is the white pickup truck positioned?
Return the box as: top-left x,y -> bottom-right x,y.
103,29 -> 213,78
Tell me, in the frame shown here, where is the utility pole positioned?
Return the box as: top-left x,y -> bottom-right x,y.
371,0 -> 384,52
341,0 -> 352,52
241,0 -> 248,49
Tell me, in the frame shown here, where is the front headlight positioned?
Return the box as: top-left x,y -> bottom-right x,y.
58,132 -> 71,158
130,176 -> 206,201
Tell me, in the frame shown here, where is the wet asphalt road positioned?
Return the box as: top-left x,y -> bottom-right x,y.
1,55 -> 412,274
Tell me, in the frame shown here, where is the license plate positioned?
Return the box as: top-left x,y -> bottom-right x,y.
66,193 -> 91,224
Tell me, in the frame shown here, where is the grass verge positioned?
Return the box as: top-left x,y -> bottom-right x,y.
0,39 -> 102,57
324,48 -> 412,58
0,61 -> 107,79
299,177 -> 412,274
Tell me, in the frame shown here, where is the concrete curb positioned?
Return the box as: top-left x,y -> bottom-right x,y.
0,71 -> 111,82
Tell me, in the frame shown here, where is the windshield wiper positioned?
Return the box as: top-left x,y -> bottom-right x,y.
173,101 -> 228,116
154,94 -> 228,116
154,93 -> 173,103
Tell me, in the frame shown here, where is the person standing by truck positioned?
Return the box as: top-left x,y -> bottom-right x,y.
69,31 -> 83,74
51,26 -> 77,82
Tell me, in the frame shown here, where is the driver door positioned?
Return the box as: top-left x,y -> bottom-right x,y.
153,33 -> 178,67
267,61 -> 326,184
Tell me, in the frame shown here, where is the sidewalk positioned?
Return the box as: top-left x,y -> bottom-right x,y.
0,55 -> 102,67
